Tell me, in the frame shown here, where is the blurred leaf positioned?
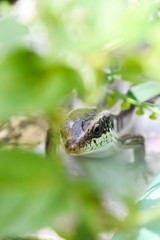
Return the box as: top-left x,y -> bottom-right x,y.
128,82 -> 160,103
37,0 -> 154,60
0,48 -> 84,118
0,15 -> 28,51
81,155 -> 142,200
0,0 -> 160,239
73,222 -> 97,240
0,150 -> 77,237
112,174 -> 160,240
0,150 -> 119,239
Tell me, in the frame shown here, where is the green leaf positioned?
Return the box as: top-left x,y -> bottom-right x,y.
128,82 -> 160,103
0,49 -> 84,117
112,174 -> 160,240
0,150 -> 113,239
0,150 -> 76,237
0,16 -> 28,49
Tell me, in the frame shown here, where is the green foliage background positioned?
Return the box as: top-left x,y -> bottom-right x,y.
0,0 -> 160,239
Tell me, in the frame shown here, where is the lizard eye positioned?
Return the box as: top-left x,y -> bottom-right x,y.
93,124 -> 103,137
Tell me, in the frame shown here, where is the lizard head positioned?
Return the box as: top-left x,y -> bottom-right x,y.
61,107 -> 117,156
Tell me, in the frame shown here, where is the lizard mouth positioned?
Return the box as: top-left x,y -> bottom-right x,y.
62,137 -> 95,156
63,138 -> 101,156
63,138 -> 81,155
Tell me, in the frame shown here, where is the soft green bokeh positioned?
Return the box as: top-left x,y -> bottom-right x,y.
0,0 -> 160,239
113,173 -> 160,240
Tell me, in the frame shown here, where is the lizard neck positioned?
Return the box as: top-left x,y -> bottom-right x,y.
114,105 -> 136,133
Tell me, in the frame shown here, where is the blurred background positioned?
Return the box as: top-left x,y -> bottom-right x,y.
0,0 -> 160,240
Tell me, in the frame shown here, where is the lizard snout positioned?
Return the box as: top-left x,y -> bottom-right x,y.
64,139 -> 80,155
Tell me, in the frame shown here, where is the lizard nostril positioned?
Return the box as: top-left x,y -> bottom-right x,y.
69,145 -> 75,151
64,139 -> 79,154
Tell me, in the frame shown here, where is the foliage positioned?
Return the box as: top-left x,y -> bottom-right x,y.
0,0 -> 160,240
